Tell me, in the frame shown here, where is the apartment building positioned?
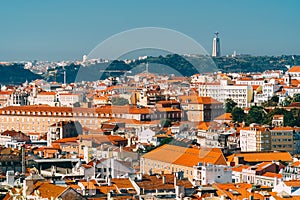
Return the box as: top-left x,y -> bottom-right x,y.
240,125 -> 271,152
47,121 -> 81,146
179,95 -> 223,122
272,127 -> 300,154
198,79 -> 253,108
58,93 -> 80,107
36,91 -> 57,106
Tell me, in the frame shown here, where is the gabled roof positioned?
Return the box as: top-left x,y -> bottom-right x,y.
135,174 -> 192,191
32,182 -> 68,199
255,162 -> 273,171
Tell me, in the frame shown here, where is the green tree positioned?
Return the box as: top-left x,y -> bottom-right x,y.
73,102 -> 81,107
263,96 -> 279,107
245,106 -> 265,125
160,118 -> 172,127
262,108 -> 287,125
111,97 -> 129,105
293,94 -> 300,102
225,98 -> 237,113
282,96 -> 293,106
231,107 -> 246,123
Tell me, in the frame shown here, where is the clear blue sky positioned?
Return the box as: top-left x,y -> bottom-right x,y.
1,0 -> 300,61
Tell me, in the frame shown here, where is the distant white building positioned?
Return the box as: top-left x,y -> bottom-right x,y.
198,79 -> 253,108
58,93 -> 80,107
35,91 -> 57,106
273,180 -> 300,196
138,128 -> 155,144
193,162 -> 232,186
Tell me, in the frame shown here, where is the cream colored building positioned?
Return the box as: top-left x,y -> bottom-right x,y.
0,105 -> 152,133
140,144 -> 227,180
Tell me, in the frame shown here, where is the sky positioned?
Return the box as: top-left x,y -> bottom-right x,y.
1,0 -> 300,61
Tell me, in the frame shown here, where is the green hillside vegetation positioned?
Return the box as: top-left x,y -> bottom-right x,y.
0,63 -> 42,84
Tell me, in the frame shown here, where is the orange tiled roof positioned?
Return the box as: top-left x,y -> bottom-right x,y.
52,137 -> 78,143
0,105 -> 153,116
111,178 -> 135,191
142,144 -> 227,167
284,180 -> 300,187
0,91 -> 13,95
135,174 -> 192,191
227,152 -> 293,163
262,172 -> 282,178
38,92 -> 56,95
78,134 -> 127,145
215,113 -> 232,121
196,121 -> 220,131
79,181 -> 97,189
271,127 -> 294,131
255,162 -> 273,171
291,161 -> 300,167
96,185 -> 117,194
288,66 -> 300,73
179,95 -> 222,105
32,182 -> 67,199
232,165 -> 249,172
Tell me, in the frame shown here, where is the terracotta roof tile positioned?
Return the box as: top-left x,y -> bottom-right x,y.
227,152 -> 293,163
288,66 -> 300,73
142,144 -> 227,167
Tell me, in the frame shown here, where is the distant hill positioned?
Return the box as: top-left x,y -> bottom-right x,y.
0,63 -> 42,85
45,54 -> 300,83
213,55 -> 300,73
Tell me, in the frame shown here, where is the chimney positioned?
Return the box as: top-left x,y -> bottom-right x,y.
175,185 -> 185,200
110,158 -> 115,178
162,176 -> 166,184
107,191 -> 112,200
108,176 -> 112,186
21,145 -> 25,174
140,187 -> 144,195
174,174 -> 178,187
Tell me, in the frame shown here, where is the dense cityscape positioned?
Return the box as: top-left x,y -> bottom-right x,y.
1,1 -> 300,200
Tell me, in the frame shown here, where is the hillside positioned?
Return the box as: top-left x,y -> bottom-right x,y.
0,64 -> 42,85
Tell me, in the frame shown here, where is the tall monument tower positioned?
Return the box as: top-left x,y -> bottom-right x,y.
212,32 -> 221,57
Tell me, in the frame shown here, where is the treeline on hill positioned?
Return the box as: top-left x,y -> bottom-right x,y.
45,54 -> 300,83
213,55 -> 300,73
0,63 -> 42,84
226,97 -> 300,127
